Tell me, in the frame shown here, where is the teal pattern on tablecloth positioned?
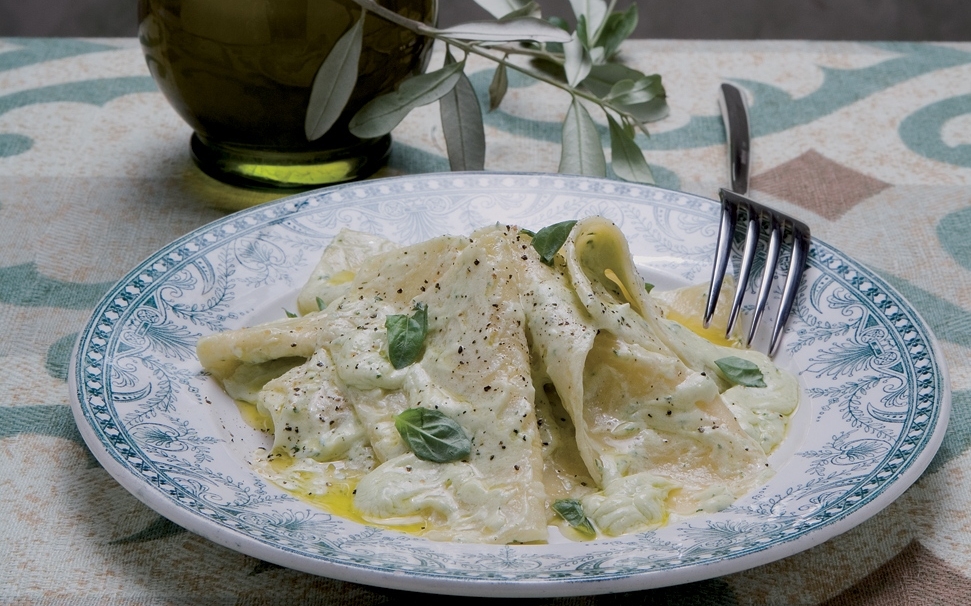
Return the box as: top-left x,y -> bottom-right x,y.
1,37 -> 969,605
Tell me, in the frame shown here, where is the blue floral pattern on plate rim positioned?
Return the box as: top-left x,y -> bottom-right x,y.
68,173 -> 950,597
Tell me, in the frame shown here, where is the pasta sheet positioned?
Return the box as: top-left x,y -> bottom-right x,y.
197,219 -> 797,543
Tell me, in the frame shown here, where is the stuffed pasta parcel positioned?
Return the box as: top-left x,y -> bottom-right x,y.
196,218 -> 798,543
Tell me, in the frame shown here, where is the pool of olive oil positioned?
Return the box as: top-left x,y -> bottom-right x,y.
234,399 -> 427,535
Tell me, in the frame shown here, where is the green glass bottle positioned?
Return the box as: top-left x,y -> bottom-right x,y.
138,0 -> 437,191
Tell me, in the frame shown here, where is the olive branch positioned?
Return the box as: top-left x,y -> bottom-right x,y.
305,0 -> 667,183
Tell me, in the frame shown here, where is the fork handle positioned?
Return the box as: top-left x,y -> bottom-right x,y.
719,83 -> 751,195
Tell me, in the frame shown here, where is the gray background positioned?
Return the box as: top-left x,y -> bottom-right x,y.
1,0 -> 968,40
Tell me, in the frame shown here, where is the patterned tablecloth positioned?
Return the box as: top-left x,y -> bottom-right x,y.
1,37 -> 970,604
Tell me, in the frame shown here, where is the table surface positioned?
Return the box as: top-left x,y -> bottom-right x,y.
1,37 -> 969,605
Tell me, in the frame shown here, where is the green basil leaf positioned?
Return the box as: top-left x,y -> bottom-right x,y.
441,51 -> 486,171
644,282 -> 654,293
551,498 -> 596,536
349,61 -> 464,139
488,62 -> 508,111
531,220 -> 577,265
316,296 -> 326,311
714,356 -> 767,388
284,308 -> 297,318
559,98 -> 606,177
304,12 -> 365,141
395,408 -> 472,463
607,113 -> 654,184
385,302 -> 428,369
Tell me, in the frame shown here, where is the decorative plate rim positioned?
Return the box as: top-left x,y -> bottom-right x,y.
68,172 -> 950,597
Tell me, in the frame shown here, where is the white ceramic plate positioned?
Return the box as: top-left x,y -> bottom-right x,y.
69,173 -> 949,597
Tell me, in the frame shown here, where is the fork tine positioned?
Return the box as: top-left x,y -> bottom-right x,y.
704,195 -> 739,329
746,211 -> 782,347
767,219 -> 811,356
711,190 -> 811,355
726,200 -> 760,336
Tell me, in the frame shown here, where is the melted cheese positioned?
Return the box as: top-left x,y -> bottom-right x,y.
351,228 -> 548,543
197,218 -> 799,543
296,228 -> 399,315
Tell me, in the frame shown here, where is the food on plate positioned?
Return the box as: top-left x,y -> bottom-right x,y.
196,217 -> 798,543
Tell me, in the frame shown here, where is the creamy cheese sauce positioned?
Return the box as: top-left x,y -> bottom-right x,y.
197,220 -> 799,543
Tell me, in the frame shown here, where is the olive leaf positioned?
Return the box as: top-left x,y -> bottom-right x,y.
440,51 -> 486,171
531,219 -> 577,265
544,15 -> 570,53
334,0 -> 666,179
606,77 -> 661,105
548,15 -> 570,30
568,0 -> 608,45
499,0 -> 541,19
563,33 -> 592,87
575,14 -> 590,49
607,113 -> 654,184
349,60 -> 465,139
714,356 -> 767,388
395,408 -> 472,463
471,0 -> 530,19
435,17 -> 572,43
622,95 -> 670,124
551,499 -> 596,536
559,98 -> 605,177
582,63 -> 653,97
385,302 -> 428,369
488,61 -> 508,111
596,3 -> 637,58
304,11 -> 365,141
603,75 -> 667,125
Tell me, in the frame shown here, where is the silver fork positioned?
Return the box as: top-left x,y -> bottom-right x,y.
704,83 -> 811,356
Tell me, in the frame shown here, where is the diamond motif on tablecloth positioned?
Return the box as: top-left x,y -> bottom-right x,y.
751,150 -> 890,220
